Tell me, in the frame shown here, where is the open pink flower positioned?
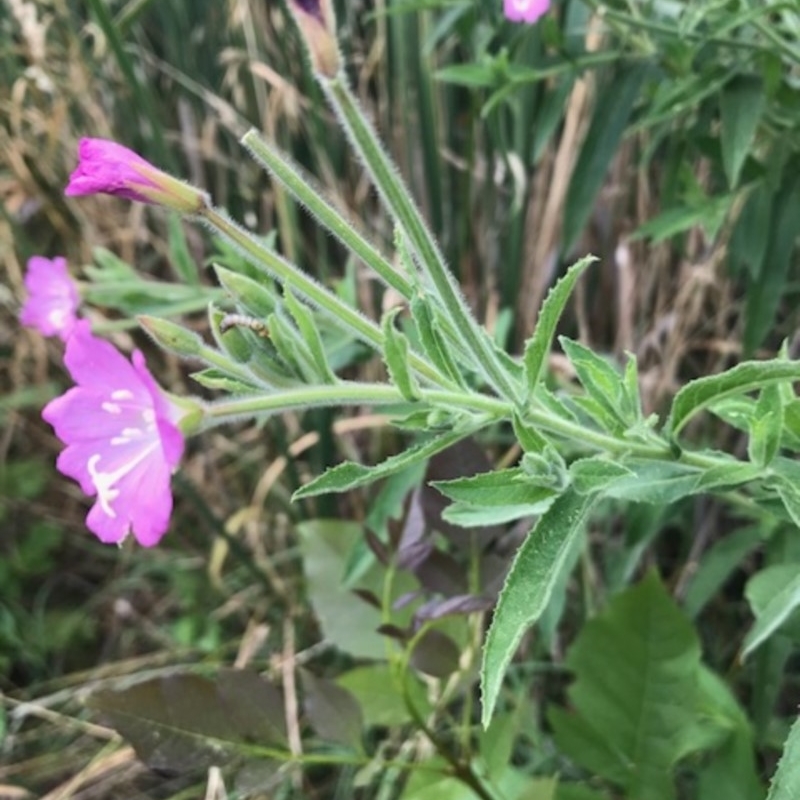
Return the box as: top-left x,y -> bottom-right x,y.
504,0 -> 550,24
20,256 -> 80,341
43,321 -> 186,546
66,138 -> 207,214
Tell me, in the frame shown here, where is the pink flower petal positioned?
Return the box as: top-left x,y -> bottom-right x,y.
20,256 -> 80,341
43,322 -> 186,546
504,0 -> 550,24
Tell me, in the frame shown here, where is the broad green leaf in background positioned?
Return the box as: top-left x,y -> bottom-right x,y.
481,489 -> 594,726
766,716 -> 800,800
601,460 -> 700,505
300,670 -> 363,751
523,256 -> 594,397
683,524 -> 767,619
550,573 -> 706,800
744,167 -> 800,353
297,520 -> 415,659
669,359 -> 800,436
720,75 -> 765,189
87,670 -> 287,774
743,565 -> 800,658
336,664 -> 430,728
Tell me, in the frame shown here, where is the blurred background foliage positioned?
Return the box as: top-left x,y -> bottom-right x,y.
1,0 -> 800,798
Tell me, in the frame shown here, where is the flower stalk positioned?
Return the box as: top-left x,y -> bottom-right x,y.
320,75 -> 522,404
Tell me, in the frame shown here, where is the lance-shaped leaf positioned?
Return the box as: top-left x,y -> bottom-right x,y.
411,293 -> 466,387
481,489 -> 594,726
294,427 -> 479,500
382,307 -> 421,401
285,288 -> 337,383
767,716 -> 800,800
669,359 -> 800,437
523,256 -> 594,398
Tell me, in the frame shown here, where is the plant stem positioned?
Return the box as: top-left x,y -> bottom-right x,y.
198,205 -> 457,390
322,75 -> 522,404
242,129 -> 415,299
204,382 -> 508,424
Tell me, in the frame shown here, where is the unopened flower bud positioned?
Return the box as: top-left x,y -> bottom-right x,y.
288,0 -> 341,78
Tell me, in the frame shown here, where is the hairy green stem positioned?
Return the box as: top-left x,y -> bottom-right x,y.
321,75 -> 522,404
242,129 -> 414,299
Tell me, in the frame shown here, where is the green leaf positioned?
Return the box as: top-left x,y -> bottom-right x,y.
729,183 -> 772,279
337,664 -> 429,728
568,457 -> 634,494
294,427 -> 476,500
411,293 -> 465,387
683,525 -> 766,619
283,288 -> 337,383
559,338 -> 630,429
297,520 -> 414,659
748,383 -> 783,467
167,213 -> 200,284
744,167 -> 800,353
382,307 -> 421,401
767,716 -> 800,800
602,459 -> 700,505
562,65 -> 645,253
433,468 -> 557,507
523,257 -> 595,397
442,501 -> 554,528
481,489 -> 593,727
551,573 -> 704,800
669,359 -> 800,436
435,62 -> 497,89
743,566 -> 800,658
720,75 -> 765,189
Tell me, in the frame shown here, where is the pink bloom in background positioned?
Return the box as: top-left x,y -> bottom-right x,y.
504,0 -> 550,24
66,138 -> 207,213
43,321 -> 186,547
20,256 -> 80,341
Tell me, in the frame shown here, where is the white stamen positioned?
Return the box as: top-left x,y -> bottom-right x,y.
87,440 -> 158,518
102,402 -> 122,415
112,389 -> 135,401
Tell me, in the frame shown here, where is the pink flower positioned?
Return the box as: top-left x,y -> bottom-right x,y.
20,256 -> 80,341
43,321 -> 186,546
504,0 -> 550,24
66,138 -> 208,214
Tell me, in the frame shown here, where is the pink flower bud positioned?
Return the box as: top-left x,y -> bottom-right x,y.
288,0 -> 341,78
66,138 -> 208,214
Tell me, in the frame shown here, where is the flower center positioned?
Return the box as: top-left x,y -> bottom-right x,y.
88,391 -> 159,517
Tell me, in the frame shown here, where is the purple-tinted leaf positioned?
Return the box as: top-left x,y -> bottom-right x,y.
422,438 -> 503,548
364,528 -> 390,565
87,670 -> 286,773
301,670 -> 364,751
397,539 -> 434,571
410,630 -> 461,678
414,594 -> 493,624
377,623 -> 409,641
352,588 -> 382,609
414,550 -> 468,596
393,590 -> 423,611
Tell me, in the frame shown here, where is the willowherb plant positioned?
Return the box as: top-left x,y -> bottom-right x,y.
18,1 -> 800,796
